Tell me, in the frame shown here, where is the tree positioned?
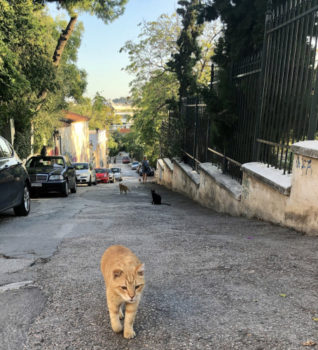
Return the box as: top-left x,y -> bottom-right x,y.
68,92 -> 120,130
32,17 -> 88,154
131,72 -> 179,163
120,13 -> 181,91
0,0 -> 60,156
167,0 -> 203,98
197,0 -> 286,154
35,0 -> 128,108
121,14 -> 182,161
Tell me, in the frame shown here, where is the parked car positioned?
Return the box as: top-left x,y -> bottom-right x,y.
106,169 -> 115,183
26,155 -> 76,197
0,136 -> 31,216
111,167 -> 122,181
73,162 -> 97,186
139,166 -> 155,177
131,161 -> 140,170
95,168 -> 109,183
122,156 -> 130,164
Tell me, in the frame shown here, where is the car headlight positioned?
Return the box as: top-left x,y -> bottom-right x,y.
49,175 -> 63,181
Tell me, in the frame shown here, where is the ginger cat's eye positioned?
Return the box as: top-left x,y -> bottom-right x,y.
121,286 -> 127,290
135,285 -> 141,290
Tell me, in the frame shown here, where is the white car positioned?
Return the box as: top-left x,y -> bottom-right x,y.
106,169 -> 115,183
73,162 -> 97,186
111,167 -> 122,181
131,161 -> 140,170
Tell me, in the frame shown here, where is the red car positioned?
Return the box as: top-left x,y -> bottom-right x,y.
95,168 -> 109,183
122,156 -> 130,164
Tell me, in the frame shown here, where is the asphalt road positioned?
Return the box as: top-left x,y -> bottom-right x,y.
1,163 -> 318,350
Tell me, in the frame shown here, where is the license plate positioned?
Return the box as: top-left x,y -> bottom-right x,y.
31,183 -> 42,187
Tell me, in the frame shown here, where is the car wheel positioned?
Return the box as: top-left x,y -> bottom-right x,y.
14,184 -> 31,216
88,176 -> 92,186
62,180 -> 69,197
71,180 -> 77,193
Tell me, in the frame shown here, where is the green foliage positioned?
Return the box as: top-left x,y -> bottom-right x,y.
1,0 -> 128,156
38,0 -> 128,22
68,92 -> 120,130
32,16 -> 87,153
120,14 -> 182,161
0,0 -> 58,130
201,0 -> 286,67
131,72 -> 179,162
167,0 -> 203,98
120,14 -> 181,90
195,0 -> 285,153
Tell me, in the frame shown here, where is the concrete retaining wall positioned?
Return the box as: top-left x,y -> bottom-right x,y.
156,141 -> 318,235
172,159 -> 200,200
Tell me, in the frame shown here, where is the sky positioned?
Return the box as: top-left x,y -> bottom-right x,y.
48,0 -> 178,100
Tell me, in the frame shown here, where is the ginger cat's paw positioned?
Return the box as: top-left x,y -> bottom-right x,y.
124,328 -> 136,339
111,322 -> 123,333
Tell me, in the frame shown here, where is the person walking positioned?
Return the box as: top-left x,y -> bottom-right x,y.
141,156 -> 149,183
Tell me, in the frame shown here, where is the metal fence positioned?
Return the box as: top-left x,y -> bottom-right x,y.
257,0 -> 318,173
177,0 -> 318,181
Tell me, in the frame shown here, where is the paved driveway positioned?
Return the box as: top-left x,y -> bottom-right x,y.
1,168 -> 318,349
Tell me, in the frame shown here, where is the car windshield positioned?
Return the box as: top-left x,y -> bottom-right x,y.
26,156 -> 65,168
132,161 -> 139,165
111,168 -> 120,173
95,168 -> 106,174
74,163 -> 88,170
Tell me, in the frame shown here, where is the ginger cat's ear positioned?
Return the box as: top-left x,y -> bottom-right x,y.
113,269 -> 123,279
136,263 -> 145,276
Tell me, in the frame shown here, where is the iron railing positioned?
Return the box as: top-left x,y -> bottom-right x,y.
256,0 -> 318,173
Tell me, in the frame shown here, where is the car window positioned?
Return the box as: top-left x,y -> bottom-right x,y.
74,163 -> 88,170
96,169 -> 106,173
26,157 -> 65,168
0,137 -> 13,158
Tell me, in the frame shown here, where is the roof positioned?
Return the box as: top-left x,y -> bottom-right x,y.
61,111 -> 90,123
119,128 -> 131,134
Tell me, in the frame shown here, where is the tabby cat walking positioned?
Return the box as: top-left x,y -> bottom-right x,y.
100,245 -> 145,339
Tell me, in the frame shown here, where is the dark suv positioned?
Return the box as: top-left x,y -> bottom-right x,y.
0,136 -> 31,216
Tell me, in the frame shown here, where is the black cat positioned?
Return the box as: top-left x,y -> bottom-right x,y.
151,190 -> 171,206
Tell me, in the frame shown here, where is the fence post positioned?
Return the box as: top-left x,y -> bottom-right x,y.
192,96 -> 198,170
308,72 -> 318,139
253,0 -> 273,161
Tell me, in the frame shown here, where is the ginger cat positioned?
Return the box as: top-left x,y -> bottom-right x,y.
119,183 -> 129,194
100,245 -> 145,339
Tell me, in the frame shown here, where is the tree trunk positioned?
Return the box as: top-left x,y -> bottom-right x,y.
53,15 -> 78,67
36,15 -> 78,106
31,15 -> 78,155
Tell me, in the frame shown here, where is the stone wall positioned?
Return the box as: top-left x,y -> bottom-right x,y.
284,142 -> 318,234
156,141 -> 318,236
172,159 -> 200,200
